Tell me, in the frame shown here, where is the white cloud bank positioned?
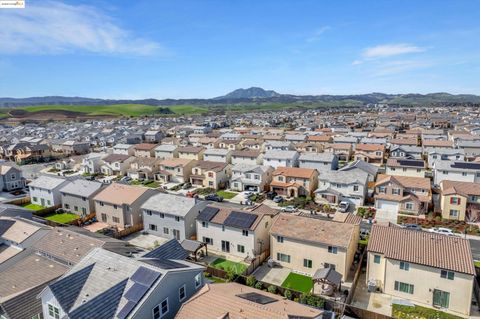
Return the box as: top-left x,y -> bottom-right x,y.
0,1 -> 162,55
362,43 -> 426,59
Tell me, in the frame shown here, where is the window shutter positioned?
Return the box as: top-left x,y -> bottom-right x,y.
458,198 -> 461,205
450,197 -> 453,204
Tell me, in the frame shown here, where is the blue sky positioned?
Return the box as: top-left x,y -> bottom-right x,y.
0,0 -> 479,98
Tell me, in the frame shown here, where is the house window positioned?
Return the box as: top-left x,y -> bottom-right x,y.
149,224 -> 157,231
74,206 -> 78,212
405,202 -> 414,210
278,176 -> 284,182
112,217 -> 120,223
99,202 -> 104,206
462,172 -> 468,176
195,273 -> 202,288
276,236 -> 284,243
47,200 -> 51,206
208,172 -> 214,178
378,186 -> 386,194
179,285 -> 186,302
48,304 -> 60,319
392,188 -> 401,195
328,246 -> 338,254
203,237 -> 213,245
394,281 -> 414,294
353,185 -> 359,192
208,181 -> 214,187
242,230 -> 249,236
202,221 -> 208,228
303,259 -> 313,268
449,210 -> 459,218
113,204 -> 118,209
450,197 -> 461,205
324,263 -> 336,270
101,213 -> 107,222
373,254 -> 382,264
159,213 -> 165,218
64,204 -> 70,210
146,210 -> 152,216
277,252 -> 291,263
400,261 -> 410,271
175,216 -> 180,222
402,168 -> 407,172
440,270 -> 455,280
237,245 -> 245,253
163,227 -> 169,234
153,298 -> 169,319
33,196 -> 38,202
416,169 -> 421,172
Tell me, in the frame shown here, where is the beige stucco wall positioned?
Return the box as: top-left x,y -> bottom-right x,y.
441,194 -> 467,220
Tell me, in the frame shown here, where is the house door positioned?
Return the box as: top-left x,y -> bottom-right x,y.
41,198 -> 45,206
433,289 -> 450,308
221,240 -> 230,253
172,229 -> 180,240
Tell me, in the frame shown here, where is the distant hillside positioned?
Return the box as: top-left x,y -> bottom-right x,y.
1,88 -> 480,108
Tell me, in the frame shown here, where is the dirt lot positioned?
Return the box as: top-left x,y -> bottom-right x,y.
4,109 -> 116,122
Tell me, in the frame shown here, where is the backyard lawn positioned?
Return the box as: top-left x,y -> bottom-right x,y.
210,258 -> 247,275
281,272 -> 313,293
216,190 -> 237,199
21,203 -> 45,211
44,212 -> 79,224
392,304 -> 463,319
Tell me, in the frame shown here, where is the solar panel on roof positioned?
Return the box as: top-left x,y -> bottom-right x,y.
124,283 -> 150,303
130,266 -> 161,287
224,211 -> 257,229
451,162 -> 480,170
197,206 -> 219,222
397,159 -> 424,167
236,292 -> 278,305
141,258 -> 188,270
117,301 -> 137,319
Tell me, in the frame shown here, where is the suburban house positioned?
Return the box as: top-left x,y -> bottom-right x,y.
154,144 -> 178,159
61,141 -> 90,156
264,141 -> 294,151
39,247 -> 205,319
390,145 -> 423,160
155,158 -> 196,184
386,158 -> 427,178
0,164 -> 25,191
176,282 -> 323,319
144,130 -> 163,143
177,146 -> 205,160
112,143 -> 135,156
230,163 -> 273,192
263,150 -> 299,168
270,167 -> 318,198
298,153 -> 338,173
427,148 -> 465,168
100,154 -> 135,176
457,140 -> 480,158
230,150 -> 262,165
433,160 -> 480,185
59,179 -> 105,217
439,180 -> 480,221
353,144 -> 385,165
127,157 -> 163,181
93,183 -> 157,229
196,205 -> 276,260
142,193 -> 208,241
324,143 -> 352,161
203,148 -> 232,163
190,161 -> 230,189
29,176 -> 70,207
367,224 -> 475,317
315,170 -> 368,207
134,143 -> 157,158
339,160 -> 379,183
270,213 -> 358,278
217,139 -> 242,150
374,174 -> 431,216
80,152 -> 105,175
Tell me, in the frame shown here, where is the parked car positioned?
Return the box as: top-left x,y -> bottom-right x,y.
182,182 -> 192,190
428,227 -> 455,236
403,223 -> 422,231
186,190 -> 198,198
205,194 -> 224,202
281,205 -> 296,213
266,191 -> 277,200
120,176 -> 131,182
338,201 -> 350,213
273,195 -> 284,203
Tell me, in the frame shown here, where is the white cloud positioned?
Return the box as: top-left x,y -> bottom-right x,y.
371,60 -> 432,76
0,1 -> 163,56
305,26 -> 331,43
362,43 -> 425,59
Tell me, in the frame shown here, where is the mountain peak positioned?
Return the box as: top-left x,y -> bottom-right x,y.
215,87 -> 282,99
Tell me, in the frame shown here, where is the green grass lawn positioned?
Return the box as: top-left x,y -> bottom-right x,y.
392,304 -> 463,319
475,261 -> 480,268
143,180 -> 161,188
210,258 -> 247,275
216,190 -> 237,199
281,272 -> 313,293
44,212 -> 79,224
21,203 -> 45,211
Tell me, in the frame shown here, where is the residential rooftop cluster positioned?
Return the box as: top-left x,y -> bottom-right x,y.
0,105 -> 480,318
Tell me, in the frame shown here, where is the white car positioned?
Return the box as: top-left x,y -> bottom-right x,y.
338,201 -> 350,213
281,205 -> 297,213
428,227 -> 455,236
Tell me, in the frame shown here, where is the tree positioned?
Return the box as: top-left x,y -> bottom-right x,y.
246,275 -> 257,287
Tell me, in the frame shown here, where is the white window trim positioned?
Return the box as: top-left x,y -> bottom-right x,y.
153,297 -> 169,318
179,284 -> 187,302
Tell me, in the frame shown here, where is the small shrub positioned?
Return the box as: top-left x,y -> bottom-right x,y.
284,289 -> 293,300
267,285 -> 277,294
225,270 -> 236,282
255,281 -> 263,290
246,275 -> 257,287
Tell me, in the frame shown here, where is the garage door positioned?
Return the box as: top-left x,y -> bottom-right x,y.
376,200 -> 399,213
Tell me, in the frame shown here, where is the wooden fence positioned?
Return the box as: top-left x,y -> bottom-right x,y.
244,249 -> 270,276
113,223 -> 144,239
6,196 -> 31,206
344,304 -> 393,319
346,248 -> 366,304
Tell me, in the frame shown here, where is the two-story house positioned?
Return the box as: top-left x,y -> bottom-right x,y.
189,161 -> 230,189
0,164 -> 25,191
367,224 -> 475,317
353,144 -> 385,165
155,158 -> 196,184
230,150 -> 262,165
439,180 -> 480,221
389,145 -> 423,160
433,160 -> 480,185
386,158 -> 426,178
203,148 -> 232,163
134,143 -> 157,158
427,148 -> 465,168
80,152 -> 106,175
59,179 -> 104,217
100,154 -> 135,176
230,164 -> 273,193
177,146 -> 205,160
29,176 -> 70,207
298,153 -> 338,173
154,144 -> 178,160
314,170 -> 368,207
112,143 -> 135,156
263,150 -> 299,168
270,167 -> 318,198
142,193 -> 208,241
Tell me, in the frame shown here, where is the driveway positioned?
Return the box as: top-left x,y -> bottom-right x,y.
252,263 -> 291,286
